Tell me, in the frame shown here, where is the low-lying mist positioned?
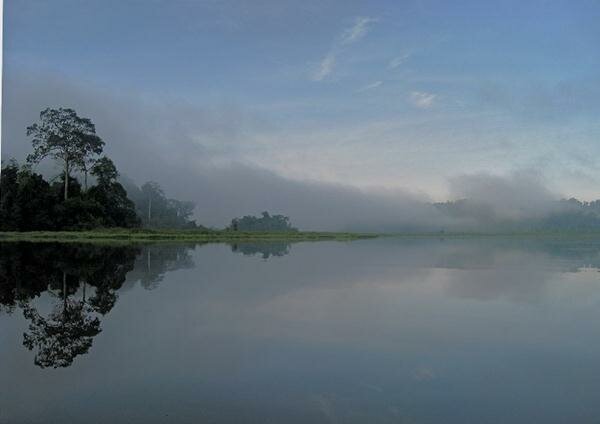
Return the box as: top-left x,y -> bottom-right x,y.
3,69 -> 589,232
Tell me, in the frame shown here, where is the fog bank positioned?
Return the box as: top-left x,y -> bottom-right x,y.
2,70 -> 566,231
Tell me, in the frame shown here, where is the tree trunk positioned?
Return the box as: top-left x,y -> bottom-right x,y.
63,271 -> 67,307
62,271 -> 68,321
64,161 -> 70,201
84,170 -> 88,192
148,196 -> 152,222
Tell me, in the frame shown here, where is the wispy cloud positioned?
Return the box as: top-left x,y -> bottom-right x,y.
311,16 -> 378,81
311,53 -> 336,81
410,91 -> 437,109
340,17 -> 378,45
389,53 -> 411,69
357,80 -> 383,92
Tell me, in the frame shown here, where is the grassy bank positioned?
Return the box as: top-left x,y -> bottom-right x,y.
3,229 -> 600,244
0,228 -> 378,243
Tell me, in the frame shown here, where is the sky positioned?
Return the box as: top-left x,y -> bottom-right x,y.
2,0 -> 600,228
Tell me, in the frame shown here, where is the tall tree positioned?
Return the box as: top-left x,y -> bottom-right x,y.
26,108 -> 104,200
140,181 -> 164,223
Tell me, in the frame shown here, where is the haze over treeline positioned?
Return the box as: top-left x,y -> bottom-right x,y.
3,0 -> 600,232
3,71 -> 600,232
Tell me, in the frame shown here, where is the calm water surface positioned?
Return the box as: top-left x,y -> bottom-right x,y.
2,237 -> 600,423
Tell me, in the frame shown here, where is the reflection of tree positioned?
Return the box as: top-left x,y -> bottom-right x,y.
0,243 -> 139,368
0,243 -> 60,313
128,244 -> 195,290
229,242 -> 291,259
22,299 -> 101,369
0,242 -> 196,368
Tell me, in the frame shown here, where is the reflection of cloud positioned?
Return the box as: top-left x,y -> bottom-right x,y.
311,394 -> 338,424
412,366 -> 436,381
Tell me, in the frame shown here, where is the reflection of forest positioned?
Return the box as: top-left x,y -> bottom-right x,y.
4,237 -> 600,369
229,242 -> 291,259
0,242 -> 194,368
127,243 -> 195,290
0,240 -> 289,368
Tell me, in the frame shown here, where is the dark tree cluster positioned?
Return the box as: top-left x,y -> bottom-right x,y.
229,211 -> 297,232
1,157 -> 139,230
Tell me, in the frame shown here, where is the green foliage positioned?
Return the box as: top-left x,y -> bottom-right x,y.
229,211 -> 297,232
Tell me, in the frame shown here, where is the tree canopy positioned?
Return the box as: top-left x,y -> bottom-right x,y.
27,108 -> 104,200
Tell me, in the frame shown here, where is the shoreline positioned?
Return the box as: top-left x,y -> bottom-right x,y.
0,229 -> 378,243
2,229 -> 600,243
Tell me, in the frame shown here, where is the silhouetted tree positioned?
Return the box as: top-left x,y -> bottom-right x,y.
26,108 -> 104,200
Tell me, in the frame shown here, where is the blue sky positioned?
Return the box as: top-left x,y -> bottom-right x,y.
4,0 -> 600,200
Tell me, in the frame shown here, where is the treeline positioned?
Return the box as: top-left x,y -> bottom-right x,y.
0,108 -> 197,231
229,211 -> 297,232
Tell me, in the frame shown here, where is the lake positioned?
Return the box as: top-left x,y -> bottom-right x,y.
2,237 -> 600,423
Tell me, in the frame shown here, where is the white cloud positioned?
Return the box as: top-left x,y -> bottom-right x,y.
389,53 -> 411,69
311,16 -> 377,82
311,53 -> 336,81
340,17 -> 378,45
410,91 -> 437,109
357,80 -> 383,92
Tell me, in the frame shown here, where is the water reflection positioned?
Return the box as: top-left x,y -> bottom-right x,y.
230,241 -> 291,259
3,237 -> 600,423
0,242 -> 196,368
